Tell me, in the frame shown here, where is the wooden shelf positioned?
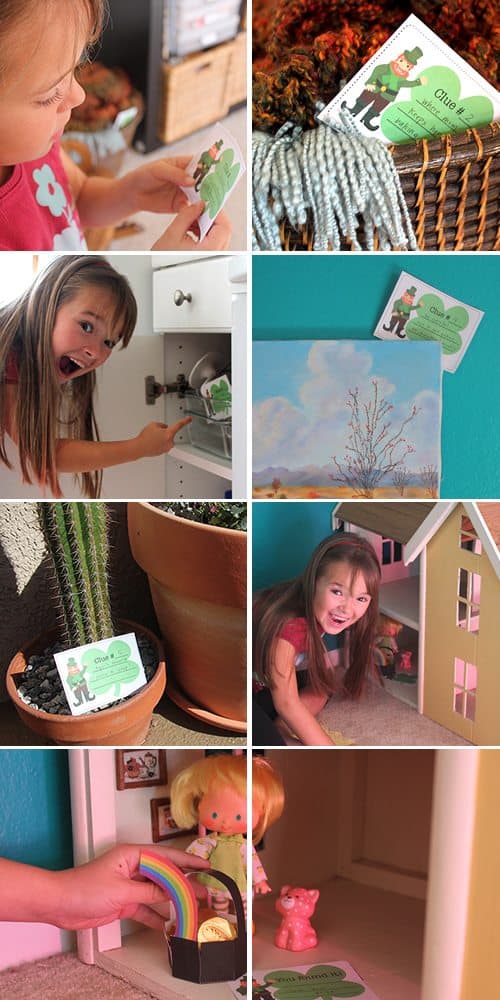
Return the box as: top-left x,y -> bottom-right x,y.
254,877 -> 425,1000
379,576 -> 420,630
97,927 -> 236,1000
170,443 -> 232,481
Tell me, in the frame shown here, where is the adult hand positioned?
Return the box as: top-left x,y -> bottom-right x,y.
51,844 -> 210,931
135,417 -> 192,458
152,202 -> 232,251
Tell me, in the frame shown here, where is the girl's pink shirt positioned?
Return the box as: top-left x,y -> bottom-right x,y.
0,142 -> 85,251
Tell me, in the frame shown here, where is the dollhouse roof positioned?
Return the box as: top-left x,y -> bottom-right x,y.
334,502 -> 436,543
478,504 -> 500,548
403,503 -> 500,579
334,501 -> 500,578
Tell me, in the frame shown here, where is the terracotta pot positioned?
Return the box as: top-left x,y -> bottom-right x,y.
127,503 -> 247,726
6,619 -> 166,746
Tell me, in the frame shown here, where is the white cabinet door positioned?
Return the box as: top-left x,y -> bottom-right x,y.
153,258 -> 231,332
149,253 -> 217,268
95,334 -> 169,499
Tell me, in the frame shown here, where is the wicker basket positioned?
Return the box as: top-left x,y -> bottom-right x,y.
159,45 -> 233,144
279,121 -> 500,252
62,93 -> 144,177
225,31 -> 247,107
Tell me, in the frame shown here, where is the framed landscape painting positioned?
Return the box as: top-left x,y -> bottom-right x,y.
253,339 -> 442,499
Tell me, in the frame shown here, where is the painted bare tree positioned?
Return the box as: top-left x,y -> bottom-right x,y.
419,464 -> 439,497
330,380 -> 419,498
393,466 -> 412,496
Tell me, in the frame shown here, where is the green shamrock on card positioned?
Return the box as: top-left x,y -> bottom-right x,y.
200,149 -> 240,218
381,66 -> 494,143
406,293 -> 468,354
209,378 -> 232,414
263,965 -> 365,999
82,639 -> 141,698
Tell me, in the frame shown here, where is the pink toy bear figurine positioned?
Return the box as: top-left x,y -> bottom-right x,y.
275,885 -> 319,952
396,650 -> 413,674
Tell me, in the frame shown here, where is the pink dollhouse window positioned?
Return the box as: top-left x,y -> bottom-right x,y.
381,538 -> 402,565
456,569 -> 481,634
453,658 -> 477,722
459,516 -> 482,555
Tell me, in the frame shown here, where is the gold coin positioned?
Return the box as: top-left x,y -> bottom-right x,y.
197,917 -> 237,943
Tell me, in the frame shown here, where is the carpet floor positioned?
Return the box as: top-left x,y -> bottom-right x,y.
317,681 -> 471,746
0,953 -> 153,1000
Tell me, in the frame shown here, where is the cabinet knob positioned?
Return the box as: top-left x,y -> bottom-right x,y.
174,289 -> 192,306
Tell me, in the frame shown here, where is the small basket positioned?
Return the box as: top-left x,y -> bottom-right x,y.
159,44 -> 233,144
280,121 -> 500,252
225,31 -> 247,107
167,869 -> 246,984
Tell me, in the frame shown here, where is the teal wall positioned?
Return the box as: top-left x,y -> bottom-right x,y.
0,750 -> 73,869
253,254 -> 499,498
253,500 -> 335,590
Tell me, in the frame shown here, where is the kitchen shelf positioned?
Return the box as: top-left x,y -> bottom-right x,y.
170,443 -> 232,481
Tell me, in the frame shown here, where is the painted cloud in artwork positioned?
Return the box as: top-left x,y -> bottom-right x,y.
253,340 -> 441,497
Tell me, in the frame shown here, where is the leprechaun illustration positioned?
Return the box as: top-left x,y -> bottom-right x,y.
383,285 -> 422,338
66,656 -> 95,707
342,47 -> 428,130
193,139 -> 224,191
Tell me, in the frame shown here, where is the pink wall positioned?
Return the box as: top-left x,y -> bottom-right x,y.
0,924 -> 72,971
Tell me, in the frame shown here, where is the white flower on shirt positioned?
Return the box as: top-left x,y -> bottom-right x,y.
33,164 -> 67,217
53,221 -> 87,250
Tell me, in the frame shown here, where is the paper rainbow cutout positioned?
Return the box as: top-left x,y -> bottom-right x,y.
139,849 -> 198,941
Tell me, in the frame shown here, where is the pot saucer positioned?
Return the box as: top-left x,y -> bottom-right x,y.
166,676 -> 246,734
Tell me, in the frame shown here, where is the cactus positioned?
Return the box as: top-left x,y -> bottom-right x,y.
38,502 -> 114,648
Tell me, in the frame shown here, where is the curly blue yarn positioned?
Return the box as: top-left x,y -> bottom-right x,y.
252,111 -> 417,252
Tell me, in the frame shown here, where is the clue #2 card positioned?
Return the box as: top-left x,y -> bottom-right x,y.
318,14 -> 500,145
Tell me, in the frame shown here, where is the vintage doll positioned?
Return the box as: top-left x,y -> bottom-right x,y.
374,613 -> 404,679
170,754 -> 284,917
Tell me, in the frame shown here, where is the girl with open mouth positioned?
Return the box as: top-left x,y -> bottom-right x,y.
0,255 -> 191,497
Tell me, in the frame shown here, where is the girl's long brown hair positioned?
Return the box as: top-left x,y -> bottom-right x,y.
0,254 -> 137,497
254,532 -> 381,698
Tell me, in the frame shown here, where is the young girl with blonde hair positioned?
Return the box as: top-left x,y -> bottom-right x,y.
253,532 -> 381,746
0,0 -> 231,250
0,255 -> 191,497
170,754 -> 285,916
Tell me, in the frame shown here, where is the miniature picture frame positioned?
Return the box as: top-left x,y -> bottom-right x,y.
150,796 -> 195,842
115,749 -> 167,790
